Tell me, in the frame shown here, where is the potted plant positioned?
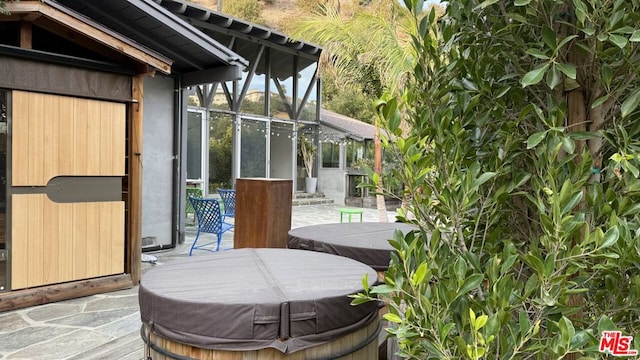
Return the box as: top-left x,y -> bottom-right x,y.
299,134 -> 317,193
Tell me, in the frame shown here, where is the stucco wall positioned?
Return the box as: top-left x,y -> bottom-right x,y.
318,168 -> 346,205
141,75 -> 175,248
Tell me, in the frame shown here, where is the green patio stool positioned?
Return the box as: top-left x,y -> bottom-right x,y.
339,208 -> 363,223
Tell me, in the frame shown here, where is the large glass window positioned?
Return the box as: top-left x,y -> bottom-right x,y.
346,140 -> 365,168
211,82 -> 233,111
270,52 -> 294,120
187,111 -> 205,182
240,118 -> 267,177
297,124 -> 317,190
297,63 -> 318,121
209,112 -> 233,191
240,72 -> 266,115
270,121 -> 294,179
321,142 -> 340,168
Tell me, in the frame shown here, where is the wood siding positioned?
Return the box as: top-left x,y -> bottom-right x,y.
12,91 -> 125,186
11,194 -> 124,289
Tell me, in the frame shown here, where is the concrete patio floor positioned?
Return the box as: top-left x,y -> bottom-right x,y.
0,204 -> 398,360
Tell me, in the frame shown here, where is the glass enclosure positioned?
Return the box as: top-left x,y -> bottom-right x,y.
240,118 -> 267,178
270,53 -> 294,120
189,47 -> 321,193
322,142 -> 340,168
187,110 -> 207,191
208,112 -> 233,191
211,82 -> 233,111
240,72 -> 266,115
346,140 -> 366,168
297,63 -> 318,122
296,123 -> 317,191
270,121 -> 294,180
0,90 -> 6,291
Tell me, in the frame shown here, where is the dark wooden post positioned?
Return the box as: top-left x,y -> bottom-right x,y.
129,75 -> 143,284
234,178 -> 292,249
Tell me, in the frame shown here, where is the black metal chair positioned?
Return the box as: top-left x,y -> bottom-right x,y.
217,188 -> 236,220
188,196 -> 233,255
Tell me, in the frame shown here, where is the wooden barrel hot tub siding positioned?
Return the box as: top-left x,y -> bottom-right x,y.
141,314 -> 380,360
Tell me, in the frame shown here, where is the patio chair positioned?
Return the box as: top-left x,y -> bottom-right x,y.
188,196 -> 234,255
217,188 -> 236,220
185,188 -> 203,225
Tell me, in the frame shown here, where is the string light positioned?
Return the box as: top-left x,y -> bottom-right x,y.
206,115 -> 353,146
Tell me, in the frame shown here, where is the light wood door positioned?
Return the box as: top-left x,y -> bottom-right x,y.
10,91 -> 126,290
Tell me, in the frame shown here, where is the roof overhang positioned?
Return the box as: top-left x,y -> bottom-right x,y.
156,0 -> 322,58
155,0 -> 322,79
4,1 -> 173,75
320,109 -> 376,141
53,0 -> 248,84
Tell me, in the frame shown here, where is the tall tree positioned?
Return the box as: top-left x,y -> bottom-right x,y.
294,2 -> 419,97
293,2 -> 433,221
356,0 -> 640,358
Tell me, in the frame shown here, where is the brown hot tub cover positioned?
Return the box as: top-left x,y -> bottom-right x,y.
139,248 -> 378,354
288,222 -> 417,271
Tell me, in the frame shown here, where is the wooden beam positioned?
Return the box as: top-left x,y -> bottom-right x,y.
19,20 -> 32,49
0,15 -> 22,21
0,274 -> 133,312
33,17 -> 135,69
5,2 -> 40,12
5,1 -> 172,74
128,76 -> 144,285
21,12 -> 41,22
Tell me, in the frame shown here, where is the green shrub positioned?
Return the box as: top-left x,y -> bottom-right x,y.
223,0 -> 263,23
353,0 -> 640,359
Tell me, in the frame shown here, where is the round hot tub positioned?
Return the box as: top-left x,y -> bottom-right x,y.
139,248 -> 380,359
288,222 -> 418,359
288,222 -> 417,274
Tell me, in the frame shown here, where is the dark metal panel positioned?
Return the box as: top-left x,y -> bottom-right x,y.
12,177 -> 122,203
0,53 -> 132,101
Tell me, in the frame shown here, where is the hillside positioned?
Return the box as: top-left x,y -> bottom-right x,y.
182,0 -> 380,35
187,0 -> 305,34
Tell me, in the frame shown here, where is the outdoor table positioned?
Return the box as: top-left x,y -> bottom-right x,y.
139,248 -> 381,359
287,222 -> 417,272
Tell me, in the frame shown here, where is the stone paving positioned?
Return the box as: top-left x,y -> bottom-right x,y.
0,204 -> 398,360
